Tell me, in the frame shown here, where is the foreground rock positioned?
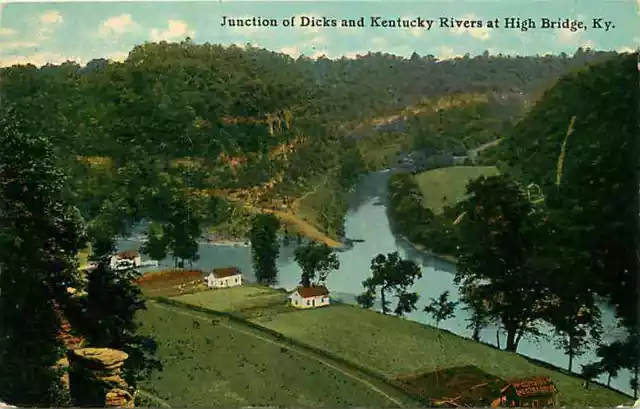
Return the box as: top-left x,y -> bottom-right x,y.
68,348 -> 134,407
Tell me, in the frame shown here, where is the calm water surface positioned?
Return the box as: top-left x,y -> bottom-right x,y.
119,170 -> 632,395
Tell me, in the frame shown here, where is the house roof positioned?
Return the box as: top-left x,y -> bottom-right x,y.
295,285 -> 330,298
501,376 -> 557,397
115,250 -> 139,260
211,267 -> 241,278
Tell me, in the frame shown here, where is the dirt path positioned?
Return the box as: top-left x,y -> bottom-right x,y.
235,200 -> 342,248
150,301 -> 407,407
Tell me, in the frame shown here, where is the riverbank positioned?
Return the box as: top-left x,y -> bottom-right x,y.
398,235 -> 458,265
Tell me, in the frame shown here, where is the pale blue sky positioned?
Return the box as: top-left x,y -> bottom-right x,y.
0,0 -> 638,67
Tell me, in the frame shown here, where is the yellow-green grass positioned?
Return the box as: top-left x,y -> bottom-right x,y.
250,304 -> 631,407
172,285 -> 288,314
413,166 -> 500,213
137,302 -> 399,407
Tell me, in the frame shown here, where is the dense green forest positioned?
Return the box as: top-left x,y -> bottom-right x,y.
387,52 -> 639,392
0,41 -> 619,246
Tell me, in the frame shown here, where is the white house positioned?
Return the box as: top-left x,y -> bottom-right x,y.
289,285 -> 330,309
204,267 -> 243,289
109,250 -> 142,270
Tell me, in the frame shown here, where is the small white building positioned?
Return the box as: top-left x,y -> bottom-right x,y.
204,267 -> 243,289
289,285 -> 330,309
110,250 -> 142,270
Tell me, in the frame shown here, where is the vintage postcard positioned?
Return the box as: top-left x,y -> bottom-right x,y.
0,0 -> 638,408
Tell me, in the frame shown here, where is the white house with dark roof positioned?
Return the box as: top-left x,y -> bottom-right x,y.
109,250 -> 142,270
289,285 -> 330,309
204,267 -> 243,289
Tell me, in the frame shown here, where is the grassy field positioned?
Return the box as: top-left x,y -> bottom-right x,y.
413,166 -> 500,213
250,304 -> 631,407
172,284 -> 291,319
137,301 -> 405,407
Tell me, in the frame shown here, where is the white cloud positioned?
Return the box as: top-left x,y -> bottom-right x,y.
280,46 -> 299,57
436,46 -> 462,60
149,20 -> 194,42
637,0 -> 640,16
557,28 -> 580,44
36,10 -> 63,40
617,46 -> 635,53
99,14 -> 139,37
0,51 -> 83,68
107,50 -> 129,62
449,14 -> 490,40
0,41 -> 39,51
581,39 -> 596,49
0,27 -> 16,36
40,11 -> 62,25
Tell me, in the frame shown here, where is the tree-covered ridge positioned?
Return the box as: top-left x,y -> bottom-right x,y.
496,52 -> 639,329
0,42 -> 624,245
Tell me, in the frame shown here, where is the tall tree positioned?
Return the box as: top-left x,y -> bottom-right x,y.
294,241 -> 340,287
595,342 -> 626,387
356,252 -> 422,317
141,222 -> 170,262
453,175 -> 552,352
249,214 -> 280,285
0,105 -> 86,406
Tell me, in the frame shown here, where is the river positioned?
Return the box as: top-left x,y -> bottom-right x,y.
118,170 -> 632,396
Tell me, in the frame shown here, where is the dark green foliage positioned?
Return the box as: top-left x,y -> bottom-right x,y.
423,291 -> 458,328
250,214 -> 281,285
78,260 -> 162,388
453,175 -> 551,352
0,105 -> 85,406
357,252 -> 422,317
294,241 -> 340,287
387,172 -> 435,244
142,223 -> 170,262
497,53 -> 639,331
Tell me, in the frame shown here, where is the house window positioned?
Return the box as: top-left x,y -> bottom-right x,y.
235,277 -> 239,283
531,400 -> 538,407
306,300 -> 310,306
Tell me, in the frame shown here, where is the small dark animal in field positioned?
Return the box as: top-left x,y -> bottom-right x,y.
280,347 -> 288,353
211,318 -> 218,326
193,320 -> 200,329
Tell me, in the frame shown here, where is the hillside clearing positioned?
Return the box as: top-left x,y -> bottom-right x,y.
413,166 -> 500,213
137,301 -> 407,407
250,304 -> 630,407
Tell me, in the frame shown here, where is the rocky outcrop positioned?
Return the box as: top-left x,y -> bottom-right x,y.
67,348 -> 134,408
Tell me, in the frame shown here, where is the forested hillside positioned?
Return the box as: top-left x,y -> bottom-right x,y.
0,41 -> 620,247
386,51 -> 639,393
496,52 -> 639,330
